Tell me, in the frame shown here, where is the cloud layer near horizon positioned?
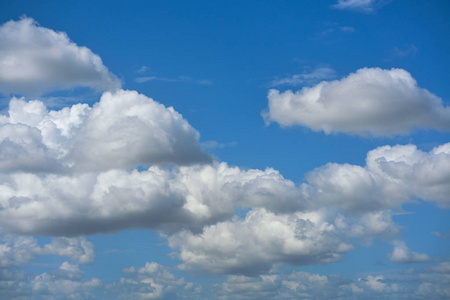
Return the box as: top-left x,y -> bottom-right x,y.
265,68 -> 450,136
0,18 -> 121,96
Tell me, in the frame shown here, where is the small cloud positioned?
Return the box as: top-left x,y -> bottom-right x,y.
135,66 -> 148,74
393,45 -> 418,58
135,76 -> 175,83
270,66 -> 337,87
431,231 -> 450,239
388,241 -> 431,264
201,140 -> 237,150
135,76 -> 212,85
340,26 -> 356,33
332,0 -> 390,13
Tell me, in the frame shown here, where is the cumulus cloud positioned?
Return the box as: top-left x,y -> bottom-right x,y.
307,143 -> 450,210
169,208 -> 353,275
332,0 -> 389,13
264,68 -> 450,136
114,262 -> 197,299
42,237 -> 96,264
388,241 -> 431,264
0,235 -> 96,267
0,90 -> 210,172
0,162 -> 303,236
0,18 -> 121,96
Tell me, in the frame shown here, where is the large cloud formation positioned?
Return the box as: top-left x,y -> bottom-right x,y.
264,68 -> 450,136
0,18 -> 121,96
0,16 -> 449,299
0,89 -> 210,173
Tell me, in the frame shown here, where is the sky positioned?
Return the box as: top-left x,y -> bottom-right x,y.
0,0 -> 449,299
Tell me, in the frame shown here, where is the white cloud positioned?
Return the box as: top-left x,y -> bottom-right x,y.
388,241 -> 431,264
31,262 -> 102,300
168,208 -> 353,275
0,89 -> 210,172
307,143 -> 450,210
270,67 -> 337,87
264,68 -> 450,136
0,235 -> 96,268
0,18 -> 121,96
70,89 -> 211,170
332,0 -> 388,13
42,237 -> 96,264
114,262 -> 195,299
135,75 -> 212,85
0,162 -> 302,236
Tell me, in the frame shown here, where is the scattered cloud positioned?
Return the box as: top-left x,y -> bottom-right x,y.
135,66 -> 149,74
388,241 -> 431,264
264,68 -> 450,136
0,18 -> 121,96
431,231 -> 450,239
270,67 -> 337,87
136,75 -> 212,85
214,260 -> 450,299
332,0 -> 389,13
393,45 -> 418,57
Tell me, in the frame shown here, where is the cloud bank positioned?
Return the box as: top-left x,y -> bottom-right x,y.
0,18 -> 121,96
265,68 -> 450,136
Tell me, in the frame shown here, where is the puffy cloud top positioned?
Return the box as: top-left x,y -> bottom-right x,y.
0,89 -> 211,172
264,68 -> 450,136
0,18 -> 121,96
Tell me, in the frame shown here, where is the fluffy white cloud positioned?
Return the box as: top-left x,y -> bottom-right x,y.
42,237 -> 96,264
30,262 -> 101,300
0,18 -> 121,96
0,162 -> 302,236
307,143 -> 450,210
168,208 -> 353,275
388,241 -> 431,264
264,68 -> 450,136
0,89 -> 210,172
0,235 -> 96,268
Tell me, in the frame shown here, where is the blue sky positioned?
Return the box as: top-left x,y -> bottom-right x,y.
0,0 -> 449,299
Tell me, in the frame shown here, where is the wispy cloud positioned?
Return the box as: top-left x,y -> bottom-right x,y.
332,0 -> 390,13
135,75 -> 212,85
393,44 -> 418,58
135,66 -> 148,74
270,67 -> 337,87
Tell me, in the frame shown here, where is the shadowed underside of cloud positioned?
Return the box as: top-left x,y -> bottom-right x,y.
264,68 -> 450,136
0,18 -> 121,96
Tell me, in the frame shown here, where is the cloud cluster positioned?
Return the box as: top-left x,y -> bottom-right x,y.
0,18 -> 121,96
215,260 -> 450,299
0,89 -> 210,173
264,68 -> 450,136
169,208 -> 352,275
0,16 -> 448,299
1,99 -> 448,271
0,235 -> 96,267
